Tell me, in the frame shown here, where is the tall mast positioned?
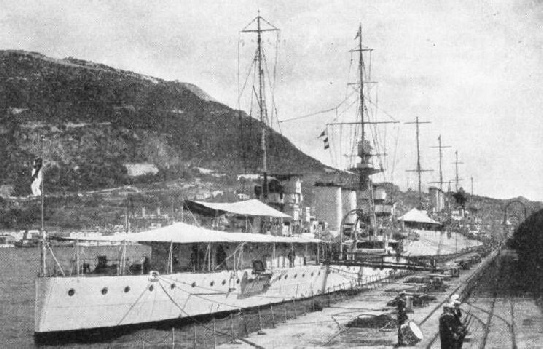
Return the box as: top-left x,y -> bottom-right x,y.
354,24 -> 376,231
257,15 -> 268,199
241,12 -> 278,200
358,24 -> 365,153
40,135 -> 46,276
453,150 -> 464,191
406,117 -> 432,207
430,135 -> 451,191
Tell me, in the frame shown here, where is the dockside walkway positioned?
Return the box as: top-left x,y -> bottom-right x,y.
217,250 -> 500,349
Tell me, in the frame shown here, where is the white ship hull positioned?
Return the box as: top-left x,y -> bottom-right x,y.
35,265 -> 391,334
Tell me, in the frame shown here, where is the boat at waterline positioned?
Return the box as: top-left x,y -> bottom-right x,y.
35,219 -> 394,336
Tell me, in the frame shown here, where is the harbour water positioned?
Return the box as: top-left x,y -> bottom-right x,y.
0,246 -> 176,348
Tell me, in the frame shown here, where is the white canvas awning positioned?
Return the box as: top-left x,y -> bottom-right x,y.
190,199 -> 291,218
64,222 -> 319,244
398,208 -> 441,225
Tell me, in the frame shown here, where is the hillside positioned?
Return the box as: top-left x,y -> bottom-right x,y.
0,50 -> 327,195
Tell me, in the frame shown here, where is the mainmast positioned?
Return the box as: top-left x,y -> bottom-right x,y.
354,24 -> 377,232
453,150 -> 464,191
430,135 -> 451,191
358,25 -> 366,157
241,13 -> 278,200
328,25 -> 397,252
406,117 -> 432,207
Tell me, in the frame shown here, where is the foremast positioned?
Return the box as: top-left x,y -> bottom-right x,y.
332,25 -> 398,255
352,25 -> 397,240
241,13 -> 278,201
354,24 -> 377,233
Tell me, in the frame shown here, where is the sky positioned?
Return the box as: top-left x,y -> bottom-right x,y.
1,0 -> 542,201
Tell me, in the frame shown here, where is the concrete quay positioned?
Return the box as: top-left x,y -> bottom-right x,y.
218,251 -> 499,349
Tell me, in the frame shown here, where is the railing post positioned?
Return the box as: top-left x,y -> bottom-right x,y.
230,313 -> 236,342
257,307 -> 265,335
212,317 -> 217,349
193,324 -> 197,349
242,311 -> 248,336
171,327 -> 175,349
270,305 -> 276,327
292,298 -> 297,318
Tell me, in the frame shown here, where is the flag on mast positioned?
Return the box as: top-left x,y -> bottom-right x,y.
318,129 -> 330,149
31,157 -> 43,196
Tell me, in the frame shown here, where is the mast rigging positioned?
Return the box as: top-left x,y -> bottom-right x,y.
430,135 -> 451,191
241,13 -> 279,200
405,117 -> 433,207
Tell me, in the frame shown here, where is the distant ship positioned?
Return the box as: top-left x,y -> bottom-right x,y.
0,234 -> 15,248
13,230 -> 40,248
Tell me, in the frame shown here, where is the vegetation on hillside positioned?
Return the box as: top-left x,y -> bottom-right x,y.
0,50 -> 326,197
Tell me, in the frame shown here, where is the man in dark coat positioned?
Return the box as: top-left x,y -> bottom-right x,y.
452,300 -> 467,348
397,290 -> 408,346
439,304 -> 459,349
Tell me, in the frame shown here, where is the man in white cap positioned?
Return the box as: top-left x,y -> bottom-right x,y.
452,300 -> 467,348
439,303 -> 458,349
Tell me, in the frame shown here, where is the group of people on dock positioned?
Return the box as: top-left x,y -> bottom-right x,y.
395,291 -> 466,348
439,295 -> 467,349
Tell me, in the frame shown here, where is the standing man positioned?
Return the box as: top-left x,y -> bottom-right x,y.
397,290 -> 408,346
439,304 -> 458,349
452,300 -> 467,348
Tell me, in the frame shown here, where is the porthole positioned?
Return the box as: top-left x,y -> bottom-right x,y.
222,279 -> 227,285
311,272 -> 314,276
170,283 -> 176,290
302,274 -> 305,277
210,281 -> 215,287
285,275 -> 288,279
294,274 -> 297,279
68,289 -> 75,296
149,285 -> 154,291
191,282 -> 197,287
318,271 -> 321,276
236,279 -> 240,284
124,286 -> 130,293
278,275 -> 282,280
101,287 -> 108,295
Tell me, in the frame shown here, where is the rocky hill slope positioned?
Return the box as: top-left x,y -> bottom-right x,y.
0,50 -> 327,195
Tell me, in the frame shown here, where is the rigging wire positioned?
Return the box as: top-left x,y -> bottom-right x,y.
390,124 -> 401,184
